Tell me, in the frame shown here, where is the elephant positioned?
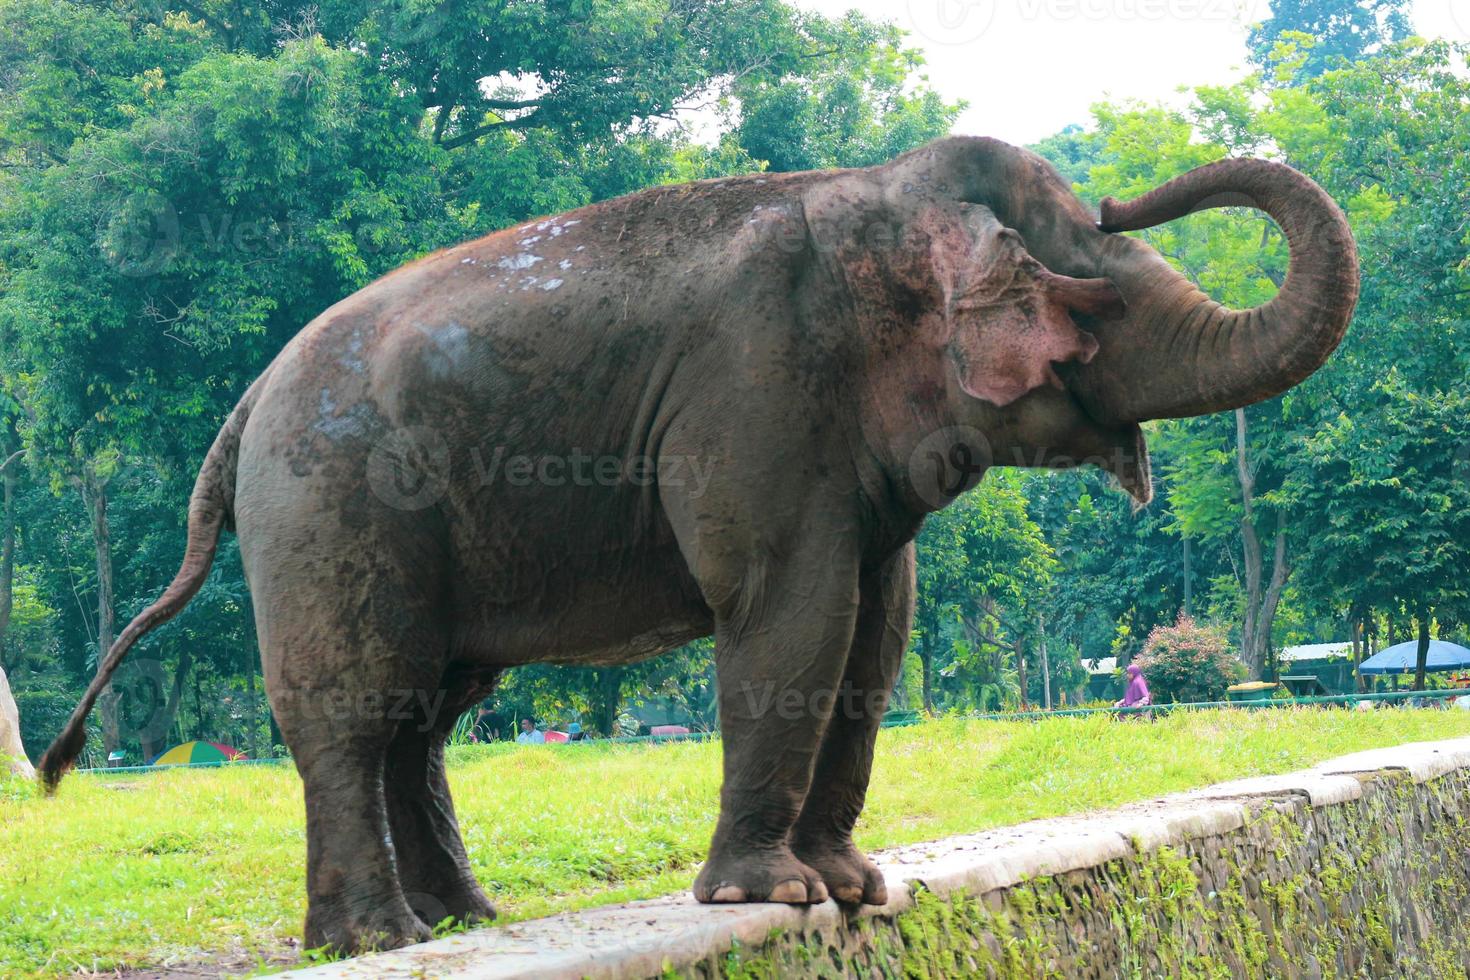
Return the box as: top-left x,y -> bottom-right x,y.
41,136 -> 1358,952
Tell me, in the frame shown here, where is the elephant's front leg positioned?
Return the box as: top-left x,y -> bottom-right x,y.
791,542 -> 914,905
692,543 -> 862,906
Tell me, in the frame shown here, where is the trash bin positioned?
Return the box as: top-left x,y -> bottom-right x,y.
1226,681 -> 1278,703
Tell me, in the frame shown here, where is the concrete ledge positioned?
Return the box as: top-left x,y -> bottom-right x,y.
297,736 -> 1470,979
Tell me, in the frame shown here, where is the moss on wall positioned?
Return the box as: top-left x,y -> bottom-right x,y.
676,769 -> 1470,979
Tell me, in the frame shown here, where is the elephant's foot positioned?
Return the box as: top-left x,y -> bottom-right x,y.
792,838 -> 888,905
402,880 -> 497,931
304,898 -> 434,955
693,845 -> 830,905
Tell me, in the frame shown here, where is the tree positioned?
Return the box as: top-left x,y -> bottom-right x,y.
733,12 -> 959,172
0,433 -> 20,669
1248,0 -> 1412,82
1023,464 -> 1209,669
0,32 -> 457,755
1272,41 -> 1470,688
913,472 -> 1054,713
1290,380 -> 1470,689
489,640 -> 716,737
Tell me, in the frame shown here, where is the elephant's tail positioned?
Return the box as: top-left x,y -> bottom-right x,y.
39,387 -> 257,792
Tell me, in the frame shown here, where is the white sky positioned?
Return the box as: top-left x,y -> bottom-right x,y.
790,0 -> 1469,144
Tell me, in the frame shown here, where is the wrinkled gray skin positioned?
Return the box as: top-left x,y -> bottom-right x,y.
42,137 -> 1357,952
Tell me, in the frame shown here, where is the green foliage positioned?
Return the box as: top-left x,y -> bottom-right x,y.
732,12 -> 960,171
914,471 -> 1054,712
1025,467 -> 1199,666
1247,0 -> 1413,83
491,639 -> 716,737
8,671 -> 72,763
1136,616 -> 1244,704
1290,378 -> 1470,626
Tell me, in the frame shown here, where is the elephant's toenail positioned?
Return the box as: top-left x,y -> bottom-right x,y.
833,884 -> 864,904
769,879 -> 809,903
710,884 -> 747,902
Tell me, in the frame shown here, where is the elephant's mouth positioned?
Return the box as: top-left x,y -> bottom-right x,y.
1056,386 -> 1152,505
1094,418 -> 1151,505
1001,382 -> 1154,505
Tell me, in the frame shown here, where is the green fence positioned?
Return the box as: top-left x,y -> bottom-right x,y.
971,687 -> 1467,722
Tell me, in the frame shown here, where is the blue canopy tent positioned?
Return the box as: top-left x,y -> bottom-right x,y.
1357,640 -> 1470,675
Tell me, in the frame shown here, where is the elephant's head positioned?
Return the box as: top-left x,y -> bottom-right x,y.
817,136 -> 1358,509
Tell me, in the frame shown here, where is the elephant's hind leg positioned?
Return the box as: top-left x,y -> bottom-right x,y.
255,542 -> 451,952
276,686 -> 435,953
791,542 -> 914,906
384,705 -> 496,929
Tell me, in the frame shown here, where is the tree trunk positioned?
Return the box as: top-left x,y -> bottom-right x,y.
1014,635 -> 1028,711
0,453 -> 17,672
140,647 -> 192,762
192,665 -> 205,738
919,637 -> 934,714
1413,616 -> 1430,692
1350,613 -> 1365,694
1235,409 -> 1290,680
1364,614 -> 1378,694
1181,537 -> 1192,618
247,664 -> 260,759
82,476 -> 120,759
1256,511 -> 1290,679
1039,615 -> 1051,710
593,666 -> 623,736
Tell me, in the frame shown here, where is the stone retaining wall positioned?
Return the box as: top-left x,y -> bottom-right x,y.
301,738 -> 1470,979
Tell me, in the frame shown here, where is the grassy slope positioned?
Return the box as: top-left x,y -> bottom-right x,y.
4,707 -> 1470,976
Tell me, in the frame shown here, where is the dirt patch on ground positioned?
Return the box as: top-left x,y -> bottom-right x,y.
85,940 -> 301,978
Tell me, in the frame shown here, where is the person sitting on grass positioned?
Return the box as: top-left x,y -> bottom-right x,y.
516,717 -> 545,744
1115,663 -> 1152,711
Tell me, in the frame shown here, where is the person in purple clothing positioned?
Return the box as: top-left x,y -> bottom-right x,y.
1115,663 -> 1152,710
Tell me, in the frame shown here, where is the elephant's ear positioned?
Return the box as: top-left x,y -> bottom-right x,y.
937,234 -> 1124,408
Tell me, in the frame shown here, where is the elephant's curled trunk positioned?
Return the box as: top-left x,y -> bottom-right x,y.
1074,158 -> 1359,423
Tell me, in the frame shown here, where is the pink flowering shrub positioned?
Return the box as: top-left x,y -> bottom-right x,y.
1134,615 -> 1244,704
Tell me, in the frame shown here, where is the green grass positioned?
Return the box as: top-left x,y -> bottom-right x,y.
4,707 -> 1470,977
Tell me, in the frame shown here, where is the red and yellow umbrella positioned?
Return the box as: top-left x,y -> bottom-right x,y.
148,741 -> 247,767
